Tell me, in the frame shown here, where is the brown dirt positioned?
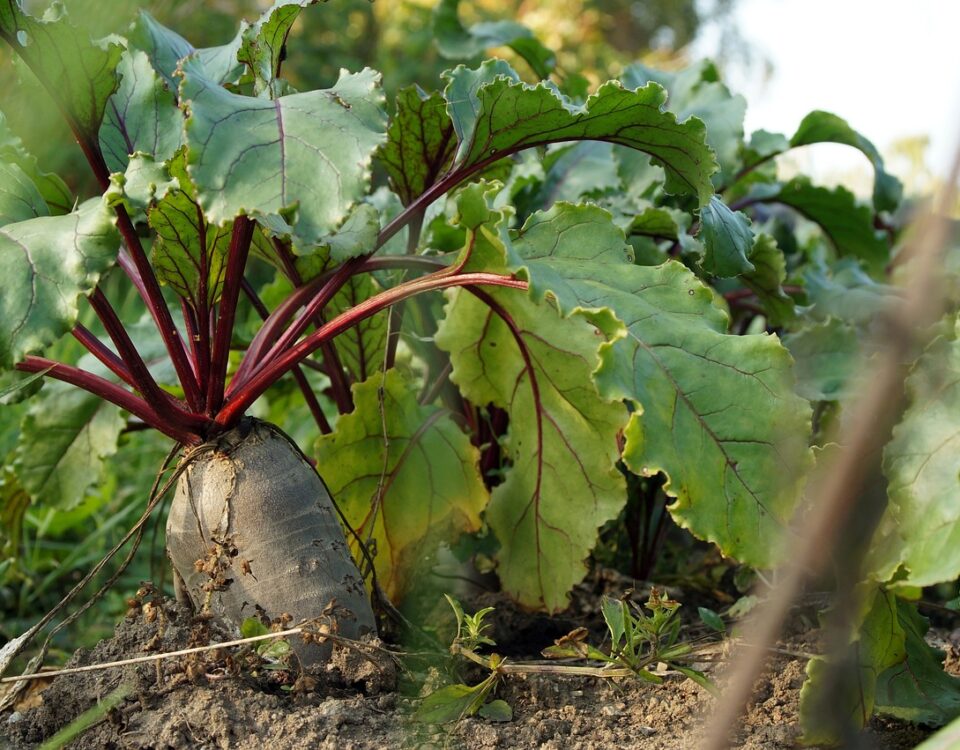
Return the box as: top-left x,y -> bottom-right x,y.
0,586 -> 939,750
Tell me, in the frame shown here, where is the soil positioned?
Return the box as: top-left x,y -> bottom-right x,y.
0,573 -> 943,750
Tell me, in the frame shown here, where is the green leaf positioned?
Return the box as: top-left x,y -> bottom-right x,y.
443,60 -> 718,206
739,233 -> 795,326
240,617 -> 269,638
478,699 -> 513,722
149,153 -> 231,308
601,597 -> 628,651
379,86 -> 457,206
0,162 -> 48,227
13,381 -> 125,510
0,198 -> 119,369
237,1 -> 319,97
0,367 -> 49,403
790,110 -> 903,212
435,208 -> 628,611
181,64 -> 386,249
803,258 -> 898,325
502,202 -> 811,569
99,48 -> 184,173
433,0 -> 555,79
416,680 -> 493,723
916,715 -> 960,750
0,1 -> 122,137
782,319 -> 860,402
621,60 -> 746,176
314,369 -> 488,601
697,607 -> 725,633
747,177 -> 889,270
875,598 -> 960,725
0,111 -> 72,215
105,152 -> 179,220
324,274 -> 388,383
867,334 -> 960,587
698,196 -> 755,277
130,11 -> 244,89
538,142 -> 621,207
799,588 -> 906,744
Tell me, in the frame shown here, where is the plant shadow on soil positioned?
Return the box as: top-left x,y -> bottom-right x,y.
0,570 -> 941,749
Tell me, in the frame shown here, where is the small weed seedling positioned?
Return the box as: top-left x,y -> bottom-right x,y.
416,590 -> 717,724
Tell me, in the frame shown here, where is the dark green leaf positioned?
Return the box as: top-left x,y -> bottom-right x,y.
379,86 -> 457,206
747,177 -> 889,270
790,110 -> 903,212
0,367 -> 50,403
433,0 -> 555,79
697,607 -> 725,633
181,64 -> 386,249
698,196 -> 755,277
0,198 -> 119,369
875,598 -> 960,725
443,60 -> 718,205
739,233 -> 795,326
324,274 -> 387,382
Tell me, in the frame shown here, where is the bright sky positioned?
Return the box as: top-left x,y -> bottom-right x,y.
693,0 -> 960,183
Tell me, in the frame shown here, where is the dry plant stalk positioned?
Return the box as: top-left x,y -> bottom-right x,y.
700,143 -> 960,750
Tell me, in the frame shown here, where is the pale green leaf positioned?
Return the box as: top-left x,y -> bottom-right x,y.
0,1 -> 122,137
0,162 -> 48,227
0,111 -> 72,215
505,203 -> 811,569
99,48 -> 183,173
181,64 -> 386,249
435,207 -> 628,610
130,10 -> 244,89
782,319 -> 860,402
799,588 -> 906,744
443,60 -> 718,205
416,681 -> 491,723
0,198 -> 119,369
698,196 -> 754,277
314,370 -> 488,600
433,0 -> 555,79
867,335 -> 960,587
14,381 -> 125,510
478,699 -> 513,722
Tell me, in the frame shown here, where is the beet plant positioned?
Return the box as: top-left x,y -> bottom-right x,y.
2,0 -> 960,740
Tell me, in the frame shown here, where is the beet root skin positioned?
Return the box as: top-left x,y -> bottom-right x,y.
166,419 -> 375,663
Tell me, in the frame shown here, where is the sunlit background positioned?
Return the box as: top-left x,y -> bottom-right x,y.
8,0 -> 955,201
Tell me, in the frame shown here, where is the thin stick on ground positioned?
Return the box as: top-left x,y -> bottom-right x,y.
699,139 -> 960,750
